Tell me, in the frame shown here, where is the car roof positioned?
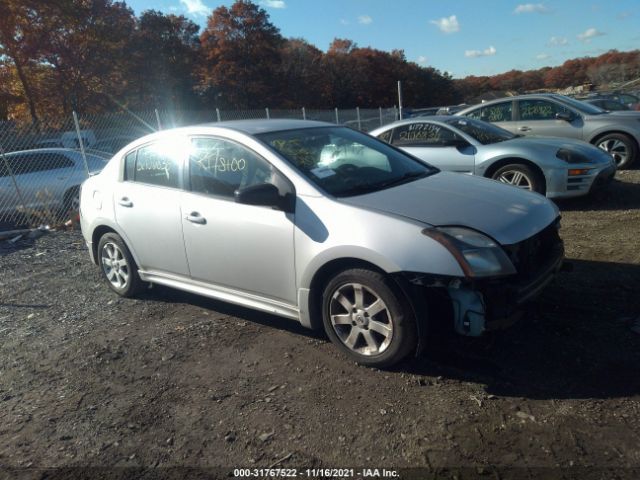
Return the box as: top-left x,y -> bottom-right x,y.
3,147 -> 81,156
197,119 -> 335,135
372,116 -> 456,130
456,93 -> 574,114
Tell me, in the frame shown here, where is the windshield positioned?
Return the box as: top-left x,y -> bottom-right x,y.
257,126 -> 436,197
445,117 -> 515,145
551,94 -> 606,115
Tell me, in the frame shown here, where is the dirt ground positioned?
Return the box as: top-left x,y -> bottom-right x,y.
1,171 -> 639,480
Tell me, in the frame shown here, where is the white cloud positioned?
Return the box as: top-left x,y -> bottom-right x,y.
339,18 -> 349,25
548,36 -> 568,46
417,55 -> 428,64
617,11 -> 632,20
465,45 -> 496,58
261,0 -> 286,8
536,53 -> 550,60
430,15 -> 460,34
357,15 -> 373,25
577,28 -> 605,42
179,0 -> 210,17
514,3 -> 550,14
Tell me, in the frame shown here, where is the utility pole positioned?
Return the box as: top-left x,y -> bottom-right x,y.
397,81 -> 403,120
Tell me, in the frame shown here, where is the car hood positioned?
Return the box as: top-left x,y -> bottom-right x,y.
597,110 -> 640,119
340,171 -> 559,245
501,136 -> 611,160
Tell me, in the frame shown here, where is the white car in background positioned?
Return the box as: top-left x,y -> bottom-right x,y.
0,148 -> 107,222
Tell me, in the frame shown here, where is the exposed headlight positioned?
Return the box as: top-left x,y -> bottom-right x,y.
422,226 -> 516,278
556,148 -> 592,164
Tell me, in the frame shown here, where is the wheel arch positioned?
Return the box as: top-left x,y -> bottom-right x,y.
90,223 -> 141,268
588,129 -> 638,146
306,258 -> 388,331
484,157 -> 547,194
589,130 -> 639,152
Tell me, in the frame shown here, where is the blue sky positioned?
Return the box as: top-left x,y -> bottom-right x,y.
126,0 -> 640,78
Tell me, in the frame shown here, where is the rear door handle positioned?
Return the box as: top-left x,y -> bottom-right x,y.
185,212 -> 206,225
118,197 -> 133,207
518,126 -> 531,132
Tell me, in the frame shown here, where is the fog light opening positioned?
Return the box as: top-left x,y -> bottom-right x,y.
568,168 -> 592,176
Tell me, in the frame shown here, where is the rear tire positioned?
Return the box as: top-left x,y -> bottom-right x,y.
596,133 -> 637,169
63,186 -> 80,213
321,268 -> 417,368
97,232 -> 143,297
491,163 -> 545,195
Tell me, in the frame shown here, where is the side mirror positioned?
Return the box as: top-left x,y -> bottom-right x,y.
448,138 -> 470,149
235,183 -> 282,209
555,112 -> 573,122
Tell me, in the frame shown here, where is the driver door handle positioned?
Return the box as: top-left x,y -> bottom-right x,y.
118,197 -> 133,207
185,212 -> 206,225
518,126 -> 531,132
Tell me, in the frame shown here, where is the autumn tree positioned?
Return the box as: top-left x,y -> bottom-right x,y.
129,10 -> 201,110
199,0 -> 283,108
278,38 -> 324,108
0,0 -> 47,123
35,0 -> 137,114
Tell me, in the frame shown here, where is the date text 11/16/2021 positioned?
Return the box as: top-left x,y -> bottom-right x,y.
233,468 -> 400,478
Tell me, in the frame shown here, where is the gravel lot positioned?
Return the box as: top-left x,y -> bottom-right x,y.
1,171 -> 639,480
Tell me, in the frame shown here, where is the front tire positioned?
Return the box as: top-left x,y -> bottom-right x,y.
596,133 -> 637,169
97,232 -> 143,297
491,163 -> 545,195
322,268 -> 417,368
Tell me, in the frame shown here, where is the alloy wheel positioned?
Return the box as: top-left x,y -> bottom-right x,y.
329,282 -> 394,356
598,138 -> 628,166
101,242 -> 130,289
497,170 -> 533,190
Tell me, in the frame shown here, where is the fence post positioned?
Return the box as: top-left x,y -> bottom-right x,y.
155,109 -> 162,130
356,107 -> 361,130
302,107 -> 306,120
335,107 -> 339,124
216,108 -> 221,122
379,107 -> 383,126
0,142 -> 28,222
72,111 -> 90,177
265,107 -> 270,120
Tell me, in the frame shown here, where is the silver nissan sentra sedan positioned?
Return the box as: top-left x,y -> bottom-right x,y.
80,120 -> 565,367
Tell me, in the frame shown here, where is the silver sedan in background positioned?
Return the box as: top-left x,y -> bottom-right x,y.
456,93 -> 640,169
370,117 -> 616,198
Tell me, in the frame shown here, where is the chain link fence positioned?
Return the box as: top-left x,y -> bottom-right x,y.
0,107 -> 398,230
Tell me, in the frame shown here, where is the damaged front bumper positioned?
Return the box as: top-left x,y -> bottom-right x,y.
396,248 -> 566,337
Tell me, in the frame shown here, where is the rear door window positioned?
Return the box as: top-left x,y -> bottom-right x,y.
124,141 -> 184,188
466,101 -> 513,123
518,99 -> 571,121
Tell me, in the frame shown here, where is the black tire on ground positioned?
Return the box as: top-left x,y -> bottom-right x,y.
491,163 -> 546,195
97,232 -> 144,297
595,133 -> 637,169
63,186 -> 80,212
321,268 -> 417,368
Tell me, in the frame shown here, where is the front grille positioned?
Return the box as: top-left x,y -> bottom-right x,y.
502,218 -> 563,282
